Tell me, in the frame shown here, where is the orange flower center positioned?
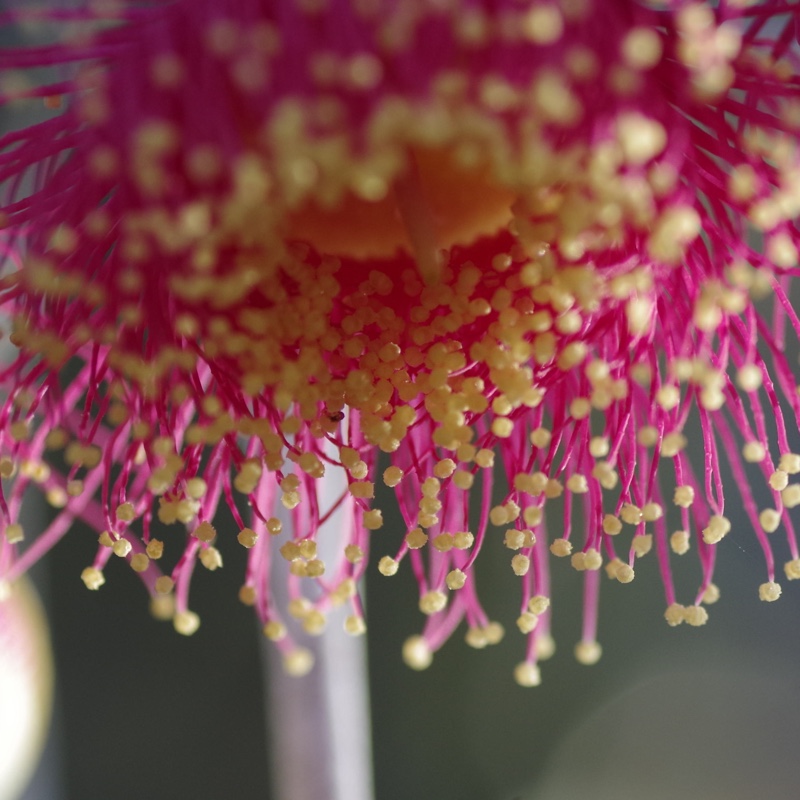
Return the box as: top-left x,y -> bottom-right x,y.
285,148 -> 516,281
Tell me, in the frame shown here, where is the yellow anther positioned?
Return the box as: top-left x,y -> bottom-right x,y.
116,502 -> 136,522
616,563 -> 635,584
174,610 -> 201,636
112,538 -> 131,558
402,636 -> 433,670
784,559 -> 800,580
238,585 -> 257,606
491,417 -> 514,438
504,528 -> 534,551
419,590 -> 447,615
378,556 -> 398,576
511,554 -> 531,576
345,544 -> 364,563
81,566 -> 105,591
98,531 -> 114,548
769,470 -> 789,492
673,485 -> 695,507
453,531 -> 474,549
263,621 -> 287,641
302,609 -> 327,635
280,541 -> 301,561
344,615 -> 367,636
475,448 -> 494,469
233,528 -> 256,549
591,461 -> 618,490
684,605 -> 708,626
637,426 -> 659,447
782,485 -> 800,509
642,502 -> 663,522
516,611 -> 539,635
298,451 -> 325,478
199,547 -> 223,571
550,538 -> 572,557
4,523 -> 23,544
528,595 -> 550,615
566,473 -> 589,494
631,534 -> 653,557
620,503 -> 643,525
130,553 -> 150,573
759,581 -> 782,602
702,583 -> 720,604
742,441 -> 766,463
530,428 -> 551,449
284,648 -> 315,677
185,477 -> 208,499
349,480 -> 375,499
574,640 -> 602,665
433,458 -> 456,479
759,508 -> 781,534
670,530 -> 690,555
155,576 -> 175,595
513,662 -> 542,688
701,515 -> 730,544
446,569 -> 467,590
779,453 -> 800,474
194,521 -> 216,542
146,539 -> 164,560
602,514 -> 623,536
383,466 -> 404,487
432,533 -> 454,552
661,431 -> 688,457
664,603 -> 686,626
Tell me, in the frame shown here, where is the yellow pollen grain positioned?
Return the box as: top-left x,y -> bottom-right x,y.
199,547 -> 223,571
345,544 -> 364,564
112,538 -> 131,558
130,553 -> 150,573
602,514 -> 623,536
402,636 -> 433,670
383,465 -> 404,487
664,603 -> 686,626
194,521 -> 217,543
419,590 -> 447,615
283,648 -> 315,677
146,539 -> 164,560
684,605 -> 708,626
238,527 -> 259,548
4,523 -> 23,544
702,515 -> 731,544
446,569 -> 467,590
631,534 -> 653,557
702,583 -> 720,604
759,508 -> 781,534
511,554 -> 531,576
378,556 -> 398,576
574,640 -> 602,665
550,538 -> 572,557
174,610 -> 201,636
782,485 -> 800,509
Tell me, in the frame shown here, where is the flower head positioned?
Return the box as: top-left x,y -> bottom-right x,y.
1,0 -> 800,684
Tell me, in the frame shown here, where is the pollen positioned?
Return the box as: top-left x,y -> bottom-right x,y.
759,581 -> 782,602
402,636 -> 433,671
2,0 -> 800,687
574,640 -> 602,665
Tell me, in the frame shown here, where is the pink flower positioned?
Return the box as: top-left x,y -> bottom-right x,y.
1,0 -> 799,685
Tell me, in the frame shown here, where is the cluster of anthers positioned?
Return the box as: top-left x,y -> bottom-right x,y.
1,0 -> 800,685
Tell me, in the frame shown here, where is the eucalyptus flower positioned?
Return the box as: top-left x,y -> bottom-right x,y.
1,0 -> 799,687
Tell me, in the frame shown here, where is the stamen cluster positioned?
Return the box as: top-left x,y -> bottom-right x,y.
1,0 -> 799,684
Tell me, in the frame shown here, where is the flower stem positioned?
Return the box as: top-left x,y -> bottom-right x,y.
264,628 -> 374,800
